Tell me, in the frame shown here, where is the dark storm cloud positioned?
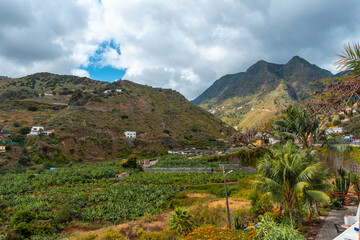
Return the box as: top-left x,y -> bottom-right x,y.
1,0 -> 360,99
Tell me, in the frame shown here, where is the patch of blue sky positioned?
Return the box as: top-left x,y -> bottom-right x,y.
81,40 -> 126,82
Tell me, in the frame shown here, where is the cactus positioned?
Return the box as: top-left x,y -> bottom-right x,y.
334,167 -> 350,197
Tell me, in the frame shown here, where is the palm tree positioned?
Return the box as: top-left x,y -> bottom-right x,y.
273,105 -> 319,148
336,42 -> 360,78
253,141 -> 330,227
350,172 -> 360,201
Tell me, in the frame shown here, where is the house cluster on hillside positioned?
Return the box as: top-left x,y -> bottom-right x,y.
325,126 -> 344,134
104,89 -> 122,94
325,126 -> 360,146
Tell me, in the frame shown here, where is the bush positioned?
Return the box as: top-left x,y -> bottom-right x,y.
256,214 -> 305,240
122,155 -> 138,169
234,208 -> 253,229
18,155 -> 31,166
54,205 -> 72,224
168,208 -> 194,235
27,106 -> 38,111
10,210 -> 36,228
19,127 -> 31,135
99,228 -> 128,240
73,229 -> 128,240
5,230 -> 24,240
188,204 -> 226,227
136,228 -> 175,240
13,222 -> 33,239
249,190 -> 273,217
31,220 -> 56,236
185,226 -> 255,239
69,147 -> 75,154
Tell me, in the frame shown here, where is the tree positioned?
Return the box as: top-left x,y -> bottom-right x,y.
231,128 -> 258,147
309,42 -> 360,116
121,155 -> 138,169
254,142 -> 330,227
19,127 -> 31,135
273,105 -> 319,148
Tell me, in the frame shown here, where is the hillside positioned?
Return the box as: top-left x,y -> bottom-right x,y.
193,56 -> 334,129
0,73 -> 232,166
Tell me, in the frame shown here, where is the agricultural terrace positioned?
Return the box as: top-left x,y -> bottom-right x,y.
0,159 -> 251,238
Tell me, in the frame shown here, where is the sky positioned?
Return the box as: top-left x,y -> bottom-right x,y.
1,0 -> 360,100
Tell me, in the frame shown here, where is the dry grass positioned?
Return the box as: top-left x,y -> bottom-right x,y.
206,197 -> 251,212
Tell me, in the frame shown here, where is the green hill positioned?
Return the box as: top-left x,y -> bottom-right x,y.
193,56 -> 333,130
0,73 -> 232,165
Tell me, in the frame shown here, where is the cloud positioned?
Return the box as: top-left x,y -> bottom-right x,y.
1,0 -> 360,99
71,68 -> 90,78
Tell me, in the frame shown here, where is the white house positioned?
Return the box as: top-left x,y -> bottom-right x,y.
325,126 -> 343,135
104,89 -> 122,94
269,138 -> 280,145
27,126 -> 52,136
124,131 -> 136,138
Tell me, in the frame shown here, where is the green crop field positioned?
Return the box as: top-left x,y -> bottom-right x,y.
0,160 -> 250,233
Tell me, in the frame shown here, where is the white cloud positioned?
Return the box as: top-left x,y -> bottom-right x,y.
71,68 -> 90,78
1,0 -> 360,99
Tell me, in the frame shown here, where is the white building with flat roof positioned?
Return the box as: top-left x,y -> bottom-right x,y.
124,131 -> 136,138
27,126 -> 52,136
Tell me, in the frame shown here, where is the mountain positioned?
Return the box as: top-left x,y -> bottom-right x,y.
193,56 -> 334,130
0,73 -> 232,165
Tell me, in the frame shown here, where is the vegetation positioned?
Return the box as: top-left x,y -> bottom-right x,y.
169,208 -> 194,235
273,105 -> 319,148
256,214 -> 305,240
254,142 -> 330,227
122,171 -> 249,185
183,226 -> 256,240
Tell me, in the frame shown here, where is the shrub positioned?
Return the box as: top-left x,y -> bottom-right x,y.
184,226 -> 255,240
5,230 -> 24,240
169,208 -> 194,235
188,204 -> 226,227
73,229 -> 128,240
10,210 -> 36,228
18,155 -> 31,166
122,155 -> 138,169
54,205 -> 72,224
69,147 -> 75,154
97,228 -> 127,240
19,127 -> 31,135
256,214 -> 305,240
136,228 -> 176,240
234,208 -> 253,230
27,106 -> 38,111
31,220 -> 56,236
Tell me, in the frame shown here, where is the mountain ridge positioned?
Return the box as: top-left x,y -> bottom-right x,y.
0,73 -> 232,164
193,56 -> 334,129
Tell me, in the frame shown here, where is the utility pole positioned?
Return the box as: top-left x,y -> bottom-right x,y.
222,166 -> 232,229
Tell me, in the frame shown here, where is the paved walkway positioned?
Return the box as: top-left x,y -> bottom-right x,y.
316,206 -> 357,240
